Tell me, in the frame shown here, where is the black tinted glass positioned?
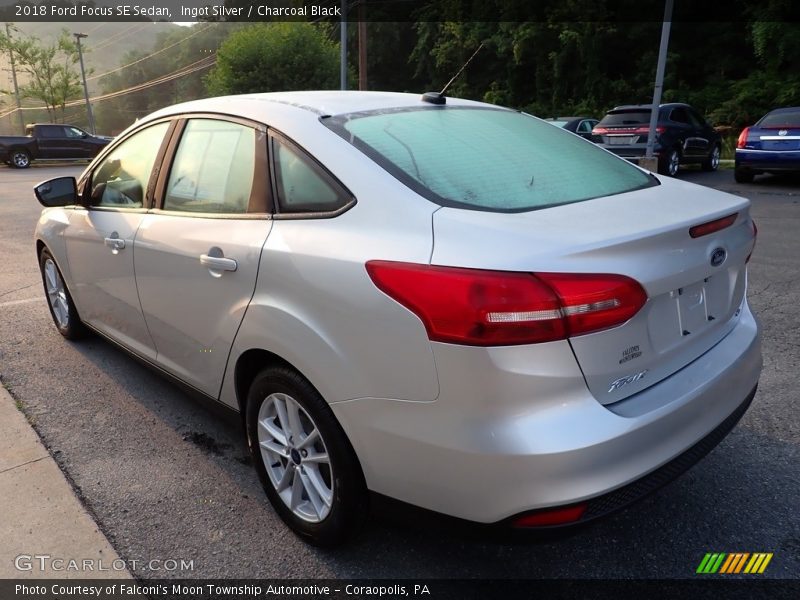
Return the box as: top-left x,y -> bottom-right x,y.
598,111 -> 651,126
760,110 -> 800,128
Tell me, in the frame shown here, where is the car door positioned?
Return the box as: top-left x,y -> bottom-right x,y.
576,119 -> 597,140
34,125 -> 65,158
687,108 -> 713,156
63,120 -> 173,359
133,116 -> 272,397
64,126 -> 94,158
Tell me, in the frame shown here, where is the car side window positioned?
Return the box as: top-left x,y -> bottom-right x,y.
670,108 -> 690,125
687,109 -> 706,129
90,122 -> 170,209
65,127 -> 84,138
163,119 -> 256,214
37,126 -> 61,138
271,136 -> 350,214
577,120 -> 594,133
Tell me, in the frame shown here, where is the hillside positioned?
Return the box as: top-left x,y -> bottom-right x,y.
1,21 -> 180,95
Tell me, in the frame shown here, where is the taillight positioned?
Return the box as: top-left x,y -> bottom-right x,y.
592,126 -> 664,136
632,126 -> 666,135
365,261 -> 647,346
689,213 -> 738,238
737,127 -> 750,149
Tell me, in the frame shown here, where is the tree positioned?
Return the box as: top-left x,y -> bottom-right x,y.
205,23 -> 339,95
1,29 -> 83,122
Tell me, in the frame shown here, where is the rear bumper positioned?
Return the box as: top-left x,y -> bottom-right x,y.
599,144 -> 659,159
332,301 -> 762,523
513,382 -> 756,528
736,149 -> 800,172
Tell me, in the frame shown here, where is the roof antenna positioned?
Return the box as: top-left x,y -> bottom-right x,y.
421,42 -> 485,105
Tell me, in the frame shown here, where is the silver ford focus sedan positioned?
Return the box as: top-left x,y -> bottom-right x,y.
33,91 -> 761,546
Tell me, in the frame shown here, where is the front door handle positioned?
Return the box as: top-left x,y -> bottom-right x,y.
200,254 -> 238,272
104,237 -> 125,251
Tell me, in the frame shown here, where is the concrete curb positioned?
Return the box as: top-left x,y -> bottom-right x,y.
0,385 -> 132,580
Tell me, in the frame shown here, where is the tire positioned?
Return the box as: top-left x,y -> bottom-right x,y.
658,147 -> 681,177
10,148 -> 31,168
734,168 -> 754,184
38,248 -> 88,340
702,144 -> 721,171
246,366 -> 368,546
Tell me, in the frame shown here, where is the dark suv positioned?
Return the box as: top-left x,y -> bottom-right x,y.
592,103 -> 721,176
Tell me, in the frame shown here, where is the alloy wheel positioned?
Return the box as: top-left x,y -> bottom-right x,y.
257,392 -> 334,523
12,151 -> 30,168
710,146 -> 720,170
44,258 -> 69,329
668,150 -> 680,176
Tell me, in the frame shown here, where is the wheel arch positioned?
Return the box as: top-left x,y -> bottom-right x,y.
233,348 -> 298,415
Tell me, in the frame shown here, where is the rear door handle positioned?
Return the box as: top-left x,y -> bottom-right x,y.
200,254 -> 238,272
104,237 -> 125,251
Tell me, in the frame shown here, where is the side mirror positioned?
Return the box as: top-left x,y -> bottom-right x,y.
34,177 -> 78,207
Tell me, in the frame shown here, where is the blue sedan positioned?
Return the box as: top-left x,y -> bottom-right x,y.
735,107 -> 800,183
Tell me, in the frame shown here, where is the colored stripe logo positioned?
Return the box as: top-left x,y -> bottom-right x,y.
696,552 -> 773,574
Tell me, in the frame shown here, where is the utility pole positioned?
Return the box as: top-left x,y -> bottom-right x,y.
4,23 -> 25,134
340,0 -> 347,90
644,0 -> 673,164
358,2 -> 367,90
73,32 -> 95,134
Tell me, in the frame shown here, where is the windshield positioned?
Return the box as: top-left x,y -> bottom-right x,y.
324,107 -> 655,212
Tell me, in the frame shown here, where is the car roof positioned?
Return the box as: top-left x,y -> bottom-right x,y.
609,103 -> 690,111
133,91 -> 499,148
146,91 -> 491,122
546,116 -> 592,121
764,106 -> 800,114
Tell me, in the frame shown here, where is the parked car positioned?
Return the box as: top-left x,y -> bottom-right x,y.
0,123 -> 112,168
735,106 -> 800,183
33,91 -> 760,546
592,103 -> 722,176
544,116 -> 599,139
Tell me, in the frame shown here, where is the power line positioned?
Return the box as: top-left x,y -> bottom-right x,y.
0,56 -> 216,118
86,24 -> 214,82
90,23 -> 150,52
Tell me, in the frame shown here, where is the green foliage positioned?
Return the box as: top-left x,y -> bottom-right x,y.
93,23 -> 239,134
1,28 -> 82,122
205,23 -> 339,96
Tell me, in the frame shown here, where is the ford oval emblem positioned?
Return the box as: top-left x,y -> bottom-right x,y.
710,247 -> 727,267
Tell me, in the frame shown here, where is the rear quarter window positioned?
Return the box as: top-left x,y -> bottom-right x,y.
325,107 -> 655,213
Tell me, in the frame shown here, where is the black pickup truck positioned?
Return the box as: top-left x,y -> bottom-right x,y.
0,123 -> 112,168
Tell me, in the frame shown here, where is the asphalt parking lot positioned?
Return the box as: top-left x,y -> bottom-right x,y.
0,163 -> 798,580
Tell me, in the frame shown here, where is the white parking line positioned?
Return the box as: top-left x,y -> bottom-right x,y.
0,297 -> 41,308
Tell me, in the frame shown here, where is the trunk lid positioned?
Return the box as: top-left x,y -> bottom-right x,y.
430,176 -> 755,405
750,126 -> 800,152
595,109 -> 655,146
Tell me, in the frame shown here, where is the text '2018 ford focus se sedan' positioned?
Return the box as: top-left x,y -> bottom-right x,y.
33,91 -> 761,546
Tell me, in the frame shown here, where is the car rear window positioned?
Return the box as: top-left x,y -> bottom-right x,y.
324,107 -> 655,212
598,110 -> 652,126
759,109 -> 800,128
